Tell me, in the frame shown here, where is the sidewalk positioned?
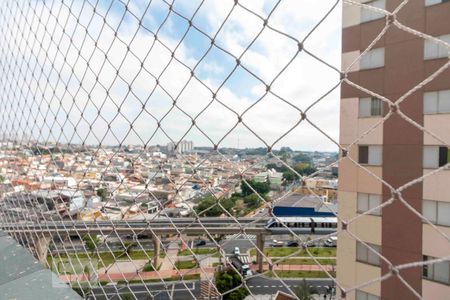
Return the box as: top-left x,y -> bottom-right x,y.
59,267 -> 216,283
159,241 -> 179,271
59,263 -> 334,283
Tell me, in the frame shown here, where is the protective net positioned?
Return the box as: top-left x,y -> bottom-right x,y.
0,0 -> 449,299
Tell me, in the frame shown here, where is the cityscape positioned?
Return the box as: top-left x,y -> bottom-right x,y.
0,1 -> 449,300
0,140 -> 340,299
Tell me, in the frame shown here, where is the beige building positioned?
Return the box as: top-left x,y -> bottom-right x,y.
338,1 -> 450,300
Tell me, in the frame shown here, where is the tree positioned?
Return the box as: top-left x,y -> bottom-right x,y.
292,153 -> 312,164
221,198 -> 235,213
0,175 -> 4,182
282,163 -> 318,183
228,288 -> 250,300
243,194 -> 261,209
240,180 -> 270,197
234,199 -> 245,211
279,146 -> 293,153
195,196 -> 234,217
282,170 -> 296,182
215,270 -> 249,300
195,196 -> 220,216
83,265 -> 91,280
294,279 -> 318,300
83,234 -> 100,255
96,188 -> 108,201
293,163 -> 317,176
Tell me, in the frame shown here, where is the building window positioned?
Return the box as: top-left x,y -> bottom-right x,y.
423,146 -> 450,168
423,200 -> 450,227
361,0 -> 385,23
357,193 -> 382,215
360,48 -> 385,70
359,146 -> 369,164
356,241 -> 381,266
359,97 -> 383,117
426,0 -> 450,7
424,90 -> 450,114
358,145 -> 382,166
356,290 -> 380,300
424,34 -> 450,60
423,256 -> 450,285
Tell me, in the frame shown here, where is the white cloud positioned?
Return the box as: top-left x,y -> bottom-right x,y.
1,0 -> 342,151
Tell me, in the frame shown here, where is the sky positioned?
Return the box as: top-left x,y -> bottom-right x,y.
2,0 -> 342,151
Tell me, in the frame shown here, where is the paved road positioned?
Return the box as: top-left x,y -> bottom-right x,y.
89,281 -> 199,300
246,276 -> 334,296
52,234 -> 325,257
87,277 -> 334,299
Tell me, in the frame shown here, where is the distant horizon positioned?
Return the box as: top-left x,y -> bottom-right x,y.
17,140 -> 339,153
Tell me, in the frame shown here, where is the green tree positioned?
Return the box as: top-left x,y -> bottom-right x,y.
282,170 -> 296,182
282,163 -> 318,183
83,265 -> 90,279
292,153 -> 312,164
215,270 -> 249,300
195,196 -> 230,217
228,288 -> 249,300
0,175 -> 4,182
96,188 -> 108,201
234,199 -> 245,211
293,163 -> 317,176
240,180 -> 270,196
294,279 -> 318,300
83,234 -> 100,255
243,194 -> 261,209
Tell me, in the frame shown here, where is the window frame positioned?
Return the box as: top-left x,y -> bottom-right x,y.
359,97 -> 383,118
425,0 -> 450,7
424,89 -> 450,115
356,241 -> 381,266
422,199 -> 450,227
438,146 -> 449,167
424,34 -> 450,60
360,0 -> 386,23
423,146 -> 450,169
359,145 -> 369,164
359,145 -> 383,166
356,290 -> 380,300
357,193 -> 382,216
423,255 -> 450,286
360,47 -> 385,70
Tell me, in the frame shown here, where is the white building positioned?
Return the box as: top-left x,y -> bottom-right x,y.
167,140 -> 193,154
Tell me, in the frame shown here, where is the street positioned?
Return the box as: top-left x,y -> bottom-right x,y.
89,281 -> 198,300
88,277 -> 334,299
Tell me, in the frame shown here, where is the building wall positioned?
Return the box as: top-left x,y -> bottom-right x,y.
339,1 -> 450,299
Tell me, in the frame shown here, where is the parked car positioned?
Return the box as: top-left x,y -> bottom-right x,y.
286,240 -> 299,247
271,240 -> 284,247
234,247 -> 241,255
324,236 -> 338,247
195,239 -> 206,247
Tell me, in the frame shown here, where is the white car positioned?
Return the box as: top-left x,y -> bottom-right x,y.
271,240 -> 284,247
234,247 -> 241,255
324,236 -> 338,247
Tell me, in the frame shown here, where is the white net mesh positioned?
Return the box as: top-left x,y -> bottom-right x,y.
0,0 -> 449,299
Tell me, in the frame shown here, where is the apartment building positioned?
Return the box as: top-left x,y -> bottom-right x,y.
338,1 -> 450,299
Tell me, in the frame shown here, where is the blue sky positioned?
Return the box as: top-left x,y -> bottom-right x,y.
5,0 -> 342,151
